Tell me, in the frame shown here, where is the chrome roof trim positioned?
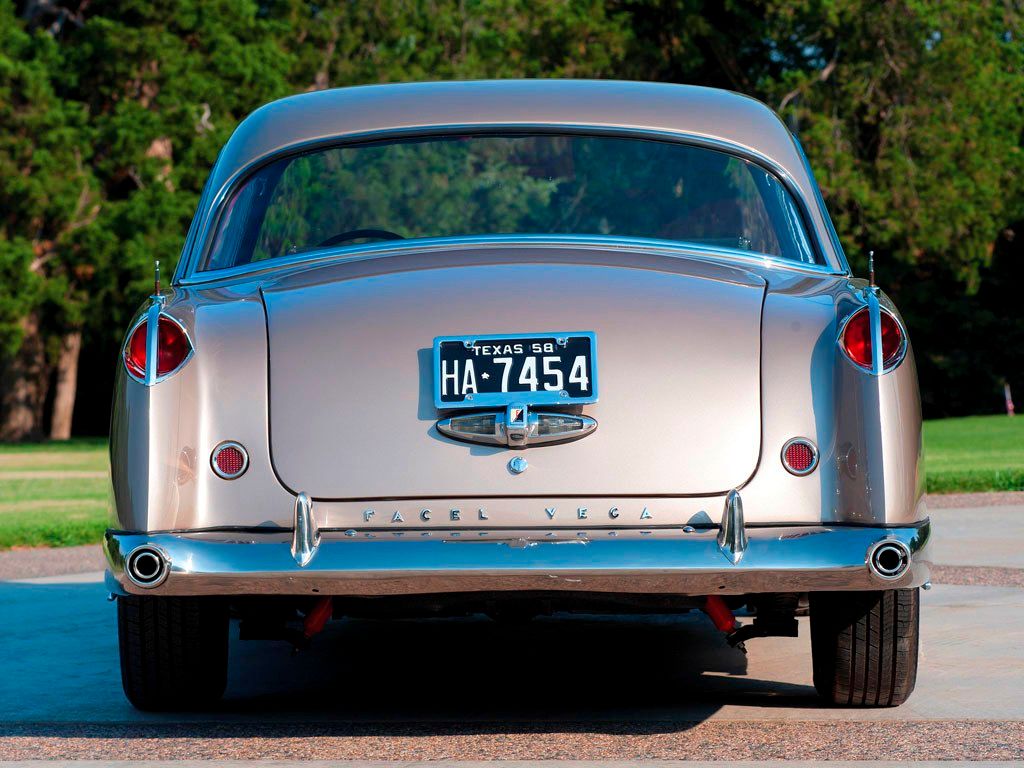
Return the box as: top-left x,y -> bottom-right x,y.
176,123 -> 846,283
791,133 -> 852,274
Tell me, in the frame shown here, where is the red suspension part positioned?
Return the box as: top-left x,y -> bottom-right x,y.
302,597 -> 334,639
703,595 -> 737,633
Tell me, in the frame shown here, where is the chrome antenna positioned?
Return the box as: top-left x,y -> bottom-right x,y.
154,260 -> 161,297
868,250 -> 875,289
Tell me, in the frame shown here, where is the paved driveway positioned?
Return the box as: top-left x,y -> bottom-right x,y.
0,502 -> 1021,761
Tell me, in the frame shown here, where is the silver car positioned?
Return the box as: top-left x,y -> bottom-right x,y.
105,80 -> 929,710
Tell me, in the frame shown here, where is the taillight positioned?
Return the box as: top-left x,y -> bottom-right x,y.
839,307 -> 904,371
782,438 -> 818,475
123,316 -> 192,382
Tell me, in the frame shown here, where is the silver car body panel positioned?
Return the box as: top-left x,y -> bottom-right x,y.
263,250 -> 764,499
109,81 -> 925,597
110,246 -> 924,531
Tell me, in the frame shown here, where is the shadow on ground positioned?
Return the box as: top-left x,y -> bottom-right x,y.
0,579 -> 820,732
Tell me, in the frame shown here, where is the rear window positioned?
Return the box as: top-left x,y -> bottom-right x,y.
202,133 -> 818,271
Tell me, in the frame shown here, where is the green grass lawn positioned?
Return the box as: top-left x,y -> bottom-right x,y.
922,414 -> 1024,494
0,438 -> 110,549
0,418 -> 1020,549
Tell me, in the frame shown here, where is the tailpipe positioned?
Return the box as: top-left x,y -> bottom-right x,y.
125,545 -> 170,588
867,539 -> 911,581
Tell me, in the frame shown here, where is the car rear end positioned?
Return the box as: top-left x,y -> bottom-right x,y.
105,80 -> 928,710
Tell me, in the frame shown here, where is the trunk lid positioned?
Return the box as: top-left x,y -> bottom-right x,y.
263,247 -> 764,499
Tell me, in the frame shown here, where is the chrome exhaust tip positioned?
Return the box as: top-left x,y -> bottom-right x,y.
867,539 -> 911,581
125,545 -> 169,588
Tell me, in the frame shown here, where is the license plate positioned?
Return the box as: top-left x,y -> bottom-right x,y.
433,332 -> 598,409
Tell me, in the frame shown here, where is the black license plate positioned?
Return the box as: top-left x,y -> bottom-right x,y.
433,332 -> 598,408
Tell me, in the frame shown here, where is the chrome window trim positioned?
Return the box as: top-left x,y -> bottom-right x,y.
177,234 -> 847,289
836,302 -> 909,376
790,132 -> 852,274
121,309 -> 195,386
171,171 -> 218,285
210,440 -> 250,480
780,437 -> 819,476
177,124 -> 848,285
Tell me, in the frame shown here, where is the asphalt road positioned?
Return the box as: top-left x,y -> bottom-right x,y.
0,502 -> 1022,762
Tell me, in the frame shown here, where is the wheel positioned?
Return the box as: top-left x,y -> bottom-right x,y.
810,588 -> 919,707
117,595 -> 229,711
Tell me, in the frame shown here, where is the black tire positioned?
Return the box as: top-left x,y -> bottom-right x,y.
117,595 -> 229,711
810,588 -> 919,707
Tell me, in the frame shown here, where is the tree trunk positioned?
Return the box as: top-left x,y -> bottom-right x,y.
0,313 -> 50,441
49,330 -> 82,440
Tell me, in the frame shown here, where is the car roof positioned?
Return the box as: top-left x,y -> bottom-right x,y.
191,81 -> 846,275
214,80 -> 804,189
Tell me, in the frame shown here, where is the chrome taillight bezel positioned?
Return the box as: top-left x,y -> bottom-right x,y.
122,311 -> 194,385
837,304 -> 908,374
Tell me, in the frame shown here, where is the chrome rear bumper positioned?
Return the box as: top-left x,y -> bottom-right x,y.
104,520 -> 931,597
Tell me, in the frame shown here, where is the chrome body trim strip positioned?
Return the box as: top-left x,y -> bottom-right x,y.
104,520 -> 931,597
867,287 -> 884,375
143,296 -> 162,386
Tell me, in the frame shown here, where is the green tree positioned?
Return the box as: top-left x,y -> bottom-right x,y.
756,0 -> 1024,414
2,0 -> 1022,434
1,0 -> 634,438
0,2 -> 96,439
614,0 -> 1024,414
275,0 -> 631,89
2,0 -> 293,438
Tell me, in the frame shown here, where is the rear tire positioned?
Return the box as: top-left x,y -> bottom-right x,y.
117,595 -> 229,711
810,588 -> 919,707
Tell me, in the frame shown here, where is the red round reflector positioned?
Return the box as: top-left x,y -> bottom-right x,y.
211,442 -> 248,479
123,315 -> 192,381
782,438 -> 818,475
840,307 -> 904,370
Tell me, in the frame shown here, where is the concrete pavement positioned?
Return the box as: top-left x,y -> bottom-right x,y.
0,500 -> 1021,760
928,504 -> 1024,568
0,578 -> 1021,724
